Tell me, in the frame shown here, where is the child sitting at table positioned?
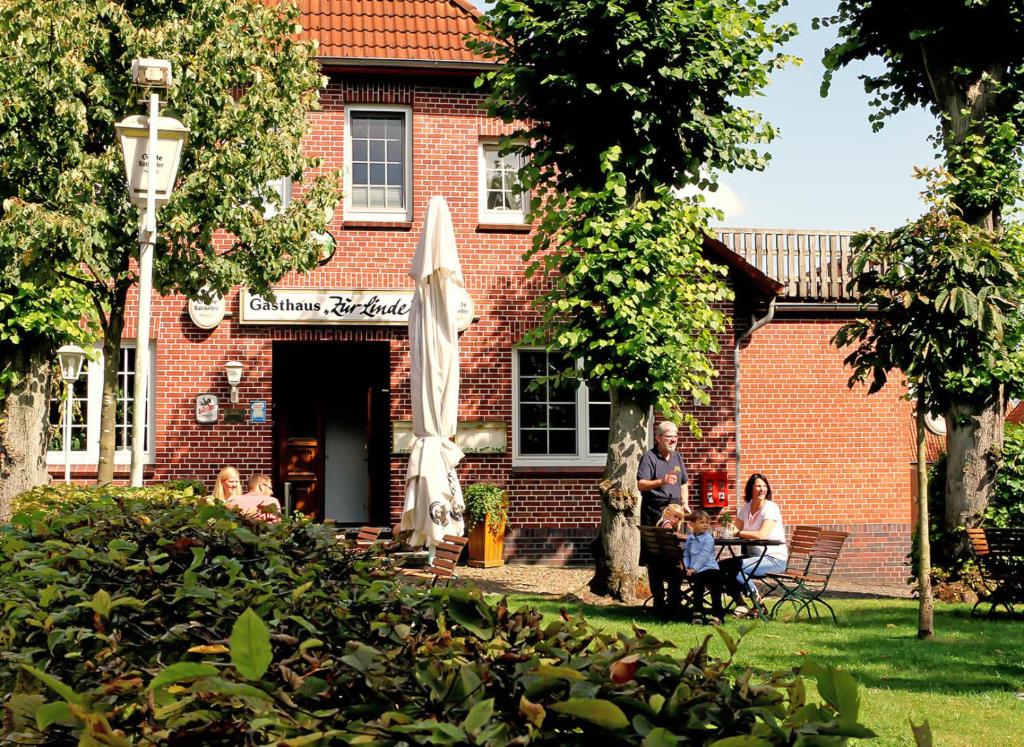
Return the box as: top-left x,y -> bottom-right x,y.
683,509 -> 724,624
658,503 -> 688,531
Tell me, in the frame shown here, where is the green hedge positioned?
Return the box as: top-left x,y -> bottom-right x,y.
1,486 -> 873,745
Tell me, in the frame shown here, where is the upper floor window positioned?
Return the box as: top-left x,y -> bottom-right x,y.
345,105 -> 412,222
479,141 -> 527,224
47,343 -> 155,466
512,348 -> 610,467
262,176 -> 292,219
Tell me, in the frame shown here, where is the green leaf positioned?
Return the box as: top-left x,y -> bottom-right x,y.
643,727 -> 680,747
36,701 -> 76,730
549,698 -> 629,729
709,738 -> 772,747
148,662 -> 219,691
462,698 -> 495,734
230,607 -> 273,680
20,665 -> 84,706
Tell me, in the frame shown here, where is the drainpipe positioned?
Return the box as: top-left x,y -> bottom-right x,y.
734,297 -> 776,502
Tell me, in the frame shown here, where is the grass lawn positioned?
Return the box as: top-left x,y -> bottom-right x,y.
503,595 -> 1023,746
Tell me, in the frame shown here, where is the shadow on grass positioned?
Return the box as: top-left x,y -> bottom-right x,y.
500,593 -> 1024,699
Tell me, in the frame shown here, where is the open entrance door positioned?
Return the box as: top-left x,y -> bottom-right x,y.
273,342 -> 390,524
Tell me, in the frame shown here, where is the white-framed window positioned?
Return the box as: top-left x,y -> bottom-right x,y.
512,348 -> 611,466
478,141 -> 528,224
47,342 -> 156,465
344,104 -> 412,222
263,176 -> 293,219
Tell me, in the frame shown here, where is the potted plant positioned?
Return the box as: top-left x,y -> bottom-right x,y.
463,482 -> 508,568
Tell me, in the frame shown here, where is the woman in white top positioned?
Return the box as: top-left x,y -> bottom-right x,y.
721,473 -> 788,612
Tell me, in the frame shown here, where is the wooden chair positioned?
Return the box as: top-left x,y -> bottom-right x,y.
760,525 -> 821,599
638,526 -> 691,614
967,527 -> 1024,618
353,526 -> 383,547
397,534 -> 469,588
768,529 -> 848,623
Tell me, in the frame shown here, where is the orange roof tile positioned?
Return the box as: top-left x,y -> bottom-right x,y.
1008,400 -> 1024,424
296,0 -> 492,65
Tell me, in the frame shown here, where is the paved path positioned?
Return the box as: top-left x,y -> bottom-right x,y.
459,564 -> 912,605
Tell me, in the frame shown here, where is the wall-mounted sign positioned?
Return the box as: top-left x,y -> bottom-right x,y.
250,399 -> 267,424
187,288 -> 226,330
223,407 -> 245,424
240,287 -> 477,329
452,285 -> 475,332
240,289 -> 414,326
195,393 -> 219,424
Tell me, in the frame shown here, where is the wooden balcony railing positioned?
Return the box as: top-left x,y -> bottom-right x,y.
715,227 -> 859,301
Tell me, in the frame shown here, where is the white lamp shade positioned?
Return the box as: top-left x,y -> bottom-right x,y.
115,114 -> 189,207
224,360 -> 244,386
56,344 -> 86,382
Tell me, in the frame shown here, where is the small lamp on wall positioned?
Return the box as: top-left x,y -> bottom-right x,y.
224,360 -> 243,404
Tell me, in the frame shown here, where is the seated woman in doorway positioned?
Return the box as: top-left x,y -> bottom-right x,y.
227,473 -> 282,523
720,473 -> 788,616
212,466 -> 242,501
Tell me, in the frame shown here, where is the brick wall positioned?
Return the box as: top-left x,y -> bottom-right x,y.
737,316 -> 914,583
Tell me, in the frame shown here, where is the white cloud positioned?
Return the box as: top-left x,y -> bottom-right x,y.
674,183 -> 746,221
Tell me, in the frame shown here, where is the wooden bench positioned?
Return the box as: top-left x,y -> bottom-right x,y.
967,527 -> 1024,619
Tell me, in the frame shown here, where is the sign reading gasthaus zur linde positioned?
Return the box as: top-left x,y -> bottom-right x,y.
240,289 -> 413,326
240,288 -> 475,330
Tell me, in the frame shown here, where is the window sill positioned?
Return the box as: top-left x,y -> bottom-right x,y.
342,220 -> 414,231
47,464 -> 158,480
511,465 -> 605,478
477,222 -> 532,234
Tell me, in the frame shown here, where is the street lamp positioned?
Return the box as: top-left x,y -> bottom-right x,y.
115,58 -> 189,486
56,344 -> 86,485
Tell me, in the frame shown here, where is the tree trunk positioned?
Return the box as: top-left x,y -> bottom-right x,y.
945,390 -> 1003,532
589,387 -> 651,602
96,306 -> 125,484
915,393 -> 934,639
0,341 -> 53,519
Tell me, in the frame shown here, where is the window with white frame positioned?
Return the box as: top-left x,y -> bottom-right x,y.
479,141 -> 527,223
345,105 -> 412,221
513,348 -> 611,466
47,343 -> 155,465
262,176 -> 292,219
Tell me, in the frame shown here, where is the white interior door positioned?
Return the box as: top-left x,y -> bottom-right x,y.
324,387 -> 369,523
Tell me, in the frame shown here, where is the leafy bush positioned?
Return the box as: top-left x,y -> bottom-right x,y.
1,486 -> 873,745
989,422 -> 1024,527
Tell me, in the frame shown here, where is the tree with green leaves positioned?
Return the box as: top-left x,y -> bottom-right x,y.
833,171 -> 1024,637
472,0 -> 794,600
0,0 -> 339,485
821,1 -> 1024,532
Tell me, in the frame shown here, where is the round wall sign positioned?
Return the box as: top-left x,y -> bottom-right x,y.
924,411 -> 947,436
452,285 -> 475,332
188,289 -> 226,330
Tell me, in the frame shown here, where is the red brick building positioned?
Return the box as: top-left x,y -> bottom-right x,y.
48,1 -> 913,582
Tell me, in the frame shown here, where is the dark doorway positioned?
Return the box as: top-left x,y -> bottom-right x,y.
273,342 -> 391,524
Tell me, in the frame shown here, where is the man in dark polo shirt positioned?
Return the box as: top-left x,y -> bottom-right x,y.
637,420 -> 689,526
637,420 -> 690,617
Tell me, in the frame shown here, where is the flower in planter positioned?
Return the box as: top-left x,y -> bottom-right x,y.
462,482 -> 509,535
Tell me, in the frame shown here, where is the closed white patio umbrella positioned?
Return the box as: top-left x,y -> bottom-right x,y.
400,196 -> 466,549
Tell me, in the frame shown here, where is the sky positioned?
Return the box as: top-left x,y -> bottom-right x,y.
468,1 -> 937,232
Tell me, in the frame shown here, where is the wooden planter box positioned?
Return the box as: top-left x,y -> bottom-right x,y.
467,515 -> 506,568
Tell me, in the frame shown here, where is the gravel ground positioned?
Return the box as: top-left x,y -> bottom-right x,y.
458,564 -> 912,606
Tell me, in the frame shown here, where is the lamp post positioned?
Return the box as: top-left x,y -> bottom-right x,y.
56,345 -> 86,485
115,58 -> 189,486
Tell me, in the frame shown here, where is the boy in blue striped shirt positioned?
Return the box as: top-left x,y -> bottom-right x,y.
683,510 -> 724,624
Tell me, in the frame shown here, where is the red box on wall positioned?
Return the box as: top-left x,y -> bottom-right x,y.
701,471 -> 729,508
